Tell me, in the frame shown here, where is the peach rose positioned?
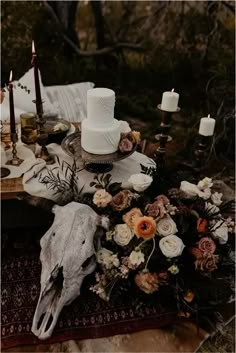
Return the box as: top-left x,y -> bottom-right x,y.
135,272 -> 159,294
110,190 -> 132,211
123,208 -> 143,229
195,253 -> 219,272
132,131 -> 141,143
93,189 -> 112,208
134,216 -> 156,239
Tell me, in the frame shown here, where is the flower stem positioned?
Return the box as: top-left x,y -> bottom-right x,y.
144,237 -> 156,271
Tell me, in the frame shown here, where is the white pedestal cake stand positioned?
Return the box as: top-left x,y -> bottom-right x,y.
62,132 -> 137,173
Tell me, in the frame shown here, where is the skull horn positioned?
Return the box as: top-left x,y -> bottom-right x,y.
16,193 -> 56,213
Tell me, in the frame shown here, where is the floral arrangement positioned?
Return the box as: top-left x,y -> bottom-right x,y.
39,162 -> 235,322
118,131 -> 141,153
86,175 -> 235,319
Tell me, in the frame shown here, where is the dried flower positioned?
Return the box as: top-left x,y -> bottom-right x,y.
198,237 -> 216,254
123,208 -> 143,229
145,201 -> 165,218
134,216 -> 156,239
129,250 -> 145,267
180,181 -> 200,198
119,137 -> 133,153
134,272 -> 159,294
197,177 -> 213,190
211,192 -> 223,206
132,130 -> 141,143
195,253 -> 219,272
113,224 -> 134,247
93,189 -> 112,208
211,220 -> 228,244
155,195 -> 170,205
156,215 -> 178,237
205,202 -> 220,216
159,235 -> 185,258
184,290 -> 195,303
197,218 -> 208,233
97,248 -> 120,270
168,264 -> 179,275
110,190 -> 132,211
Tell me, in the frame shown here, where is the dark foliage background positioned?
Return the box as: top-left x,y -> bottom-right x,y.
1,0 -> 235,166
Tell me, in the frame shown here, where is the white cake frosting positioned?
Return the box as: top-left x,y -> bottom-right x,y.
81,88 -> 121,154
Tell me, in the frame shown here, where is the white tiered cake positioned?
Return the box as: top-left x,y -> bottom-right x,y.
81,88 -> 121,154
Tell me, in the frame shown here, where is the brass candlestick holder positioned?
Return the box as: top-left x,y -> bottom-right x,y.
33,100 -> 54,165
154,104 -> 180,165
6,132 -> 23,166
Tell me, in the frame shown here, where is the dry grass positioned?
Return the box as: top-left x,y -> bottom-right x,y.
198,319 -> 235,353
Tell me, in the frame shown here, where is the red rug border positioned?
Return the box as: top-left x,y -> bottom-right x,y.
1,313 -> 181,349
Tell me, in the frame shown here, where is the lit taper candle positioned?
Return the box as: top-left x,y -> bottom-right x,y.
31,40 -> 43,116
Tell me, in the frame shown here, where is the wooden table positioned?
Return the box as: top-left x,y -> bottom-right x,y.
1,123 -> 81,200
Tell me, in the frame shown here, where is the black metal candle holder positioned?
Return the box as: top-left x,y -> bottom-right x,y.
154,104 -> 180,165
33,100 -> 54,165
6,132 -> 23,166
194,134 -> 212,170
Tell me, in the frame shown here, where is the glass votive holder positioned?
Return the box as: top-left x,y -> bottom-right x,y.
20,113 -> 38,145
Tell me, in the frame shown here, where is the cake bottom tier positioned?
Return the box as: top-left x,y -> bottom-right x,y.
81,119 -> 121,154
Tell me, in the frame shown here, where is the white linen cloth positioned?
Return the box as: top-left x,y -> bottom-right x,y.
0,68 -> 94,123
23,143 -> 155,201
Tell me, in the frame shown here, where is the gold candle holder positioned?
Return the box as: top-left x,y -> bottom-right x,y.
6,132 -> 23,166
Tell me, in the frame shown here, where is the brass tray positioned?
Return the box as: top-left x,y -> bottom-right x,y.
61,131 -> 137,172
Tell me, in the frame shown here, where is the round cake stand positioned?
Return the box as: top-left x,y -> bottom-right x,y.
61,132 -> 137,173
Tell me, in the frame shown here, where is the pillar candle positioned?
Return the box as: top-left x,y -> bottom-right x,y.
31,40 -> 43,115
8,70 -> 16,134
199,114 -> 215,136
161,88 -> 179,112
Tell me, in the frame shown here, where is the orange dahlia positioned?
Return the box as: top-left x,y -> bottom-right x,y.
134,216 -> 156,239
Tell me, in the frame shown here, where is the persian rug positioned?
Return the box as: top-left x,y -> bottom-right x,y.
1,234 -> 179,350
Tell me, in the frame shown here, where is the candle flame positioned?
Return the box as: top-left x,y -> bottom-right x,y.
32,40 -> 36,54
171,88 -> 174,92
9,70 -> 13,82
207,114 -> 210,119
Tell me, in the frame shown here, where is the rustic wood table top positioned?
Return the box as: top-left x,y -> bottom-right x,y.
1,123 -> 81,200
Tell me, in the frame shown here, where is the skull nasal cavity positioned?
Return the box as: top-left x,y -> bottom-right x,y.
50,266 -> 64,290
82,255 -> 96,269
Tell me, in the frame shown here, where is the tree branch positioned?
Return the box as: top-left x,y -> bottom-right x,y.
44,0 -> 144,57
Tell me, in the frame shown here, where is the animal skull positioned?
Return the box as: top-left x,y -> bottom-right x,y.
30,201 -> 109,340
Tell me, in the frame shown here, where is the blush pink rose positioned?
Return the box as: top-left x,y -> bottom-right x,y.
198,237 -> 216,254
119,138 -> 133,153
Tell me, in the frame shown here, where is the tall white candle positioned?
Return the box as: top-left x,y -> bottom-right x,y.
161,88 -> 179,112
199,114 -> 215,136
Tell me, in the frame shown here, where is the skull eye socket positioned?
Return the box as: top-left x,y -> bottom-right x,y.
82,255 -> 96,269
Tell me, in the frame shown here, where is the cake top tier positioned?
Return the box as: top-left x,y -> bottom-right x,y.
87,88 -> 115,127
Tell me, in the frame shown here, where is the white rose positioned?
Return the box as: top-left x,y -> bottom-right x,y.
129,250 -> 145,267
198,187 -> 211,200
211,192 -> 223,206
156,215 -> 178,237
205,202 -> 220,216
211,221 -> 228,244
128,174 -> 153,192
180,181 -> 200,197
114,224 -> 134,246
159,235 -> 185,258
197,177 -> 213,190
97,248 -> 120,269
93,189 -> 112,208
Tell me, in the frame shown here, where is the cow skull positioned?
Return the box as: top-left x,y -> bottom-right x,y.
28,200 -> 109,340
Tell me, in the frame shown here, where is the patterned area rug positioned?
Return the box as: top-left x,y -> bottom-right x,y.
1,234 -> 178,350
